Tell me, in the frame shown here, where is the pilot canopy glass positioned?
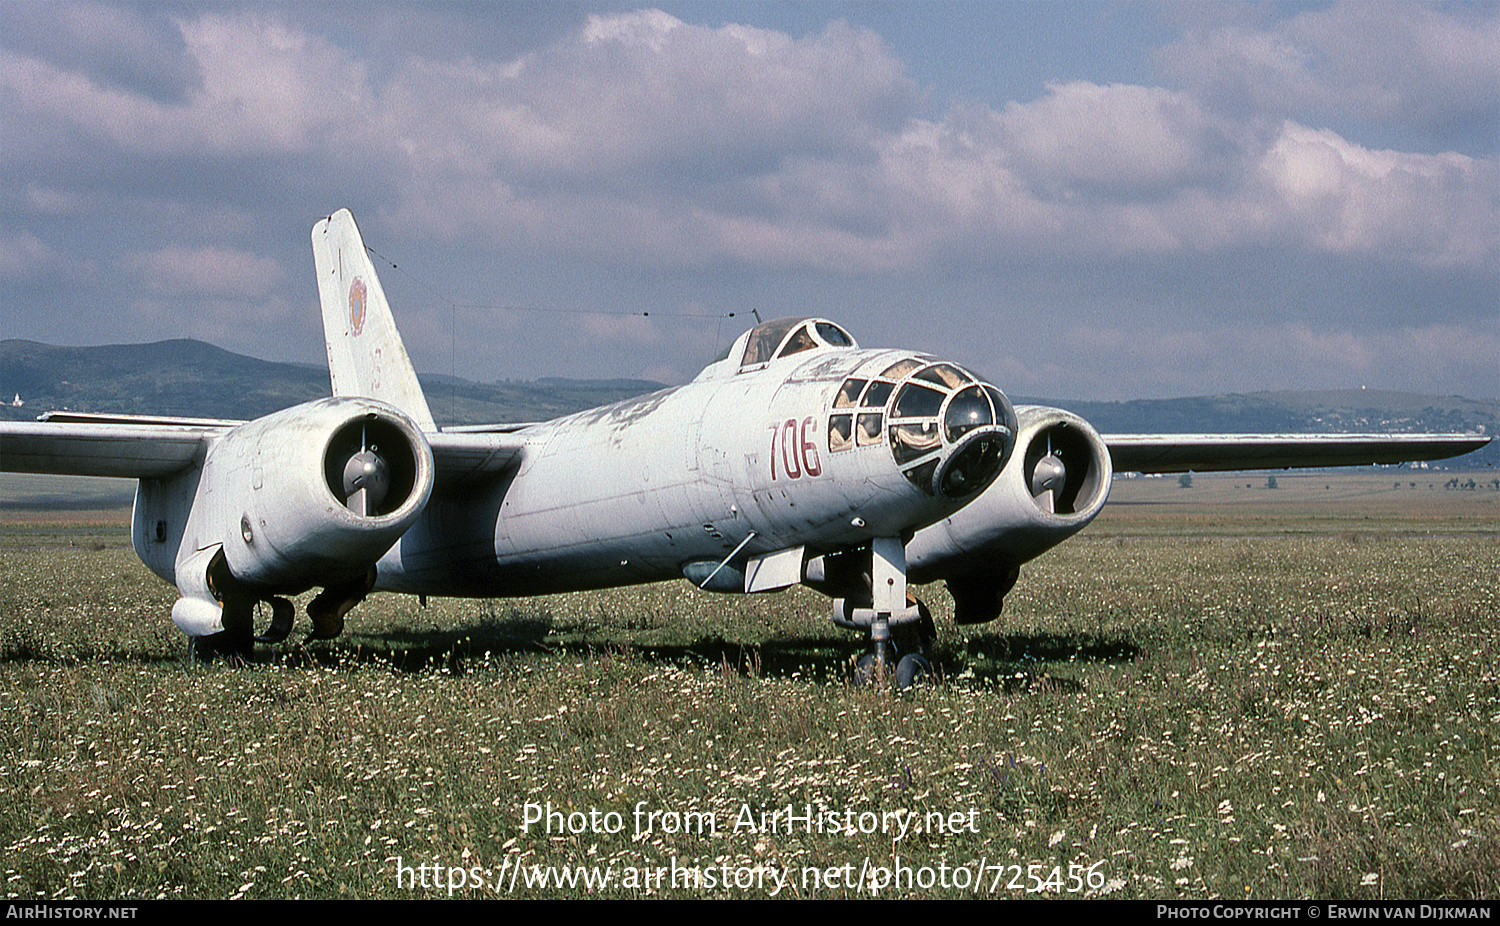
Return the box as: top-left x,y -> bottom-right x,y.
739,318 -> 856,370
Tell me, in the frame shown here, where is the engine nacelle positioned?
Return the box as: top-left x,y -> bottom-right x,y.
906,406 -> 1111,623
177,397 -> 434,594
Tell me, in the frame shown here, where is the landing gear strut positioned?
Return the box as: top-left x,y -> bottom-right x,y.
190,559 -> 378,661
836,537 -> 934,689
851,600 -> 935,688
192,592 -> 255,663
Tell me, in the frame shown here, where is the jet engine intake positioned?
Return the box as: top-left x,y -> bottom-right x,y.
324,415 -> 423,518
186,397 -> 434,594
906,406 -> 1112,623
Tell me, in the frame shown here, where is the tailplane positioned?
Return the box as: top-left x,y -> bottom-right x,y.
311,209 -> 437,432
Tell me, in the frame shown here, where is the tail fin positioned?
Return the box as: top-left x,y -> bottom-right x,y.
311,209 -> 437,432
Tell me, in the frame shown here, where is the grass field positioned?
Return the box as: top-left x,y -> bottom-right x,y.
0,472 -> 1495,899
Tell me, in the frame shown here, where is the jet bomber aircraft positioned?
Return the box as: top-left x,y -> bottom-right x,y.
0,210 -> 1488,684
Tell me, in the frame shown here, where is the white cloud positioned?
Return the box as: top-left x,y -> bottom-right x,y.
1257,123 -> 1496,267
580,312 -> 660,347
994,82 -> 1237,199
0,9 -> 366,157
1160,1 -> 1500,151
172,12 -> 368,153
384,9 -> 914,183
0,4 -> 1493,398
581,7 -> 682,52
22,185 -> 89,216
1053,319 -> 1499,399
859,88 -> 1496,268
0,231 -> 61,282
4,7 -> 1490,278
123,245 -> 284,298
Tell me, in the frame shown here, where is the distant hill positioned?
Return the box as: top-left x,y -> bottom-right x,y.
3,339 -> 1494,468
0,339 -> 661,426
1020,389 -> 1496,439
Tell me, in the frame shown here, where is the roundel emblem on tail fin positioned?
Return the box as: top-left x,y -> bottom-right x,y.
348,277 -> 367,335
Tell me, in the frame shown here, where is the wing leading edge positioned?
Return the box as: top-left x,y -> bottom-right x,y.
1106,433 -> 1491,474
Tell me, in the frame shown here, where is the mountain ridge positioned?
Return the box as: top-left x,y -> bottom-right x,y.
3,338 -> 1493,467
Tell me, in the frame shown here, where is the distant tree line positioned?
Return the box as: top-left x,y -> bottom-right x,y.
1443,477 -> 1500,490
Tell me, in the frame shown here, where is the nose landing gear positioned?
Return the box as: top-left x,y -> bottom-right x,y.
837,537 -> 936,689
851,605 -> 935,689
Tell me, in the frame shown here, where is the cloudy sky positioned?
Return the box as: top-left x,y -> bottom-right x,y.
1,1 -> 1495,401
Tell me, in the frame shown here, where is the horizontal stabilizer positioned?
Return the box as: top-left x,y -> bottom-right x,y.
39,411 -> 245,429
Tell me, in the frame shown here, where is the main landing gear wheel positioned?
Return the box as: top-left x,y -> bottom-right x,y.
306,567 -> 378,640
192,595 -> 255,664
852,648 -> 933,690
840,537 -> 934,691
191,630 -> 252,663
254,597 -> 296,644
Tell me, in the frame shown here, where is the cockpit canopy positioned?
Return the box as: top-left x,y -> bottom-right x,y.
695,317 -> 858,381
738,318 -> 856,370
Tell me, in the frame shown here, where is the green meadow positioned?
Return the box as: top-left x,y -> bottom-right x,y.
0,472 -> 1495,899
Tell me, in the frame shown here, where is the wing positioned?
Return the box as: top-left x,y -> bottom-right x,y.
1105,433 -> 1491,474
428,431 -> 529,482
2,415 -> 530,483
440,422 -> 542,433
0,419 -> 223,478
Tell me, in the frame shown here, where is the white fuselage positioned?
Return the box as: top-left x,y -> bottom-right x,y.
374,346 -> 979,598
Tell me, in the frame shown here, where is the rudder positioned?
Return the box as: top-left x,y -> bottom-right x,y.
311,209 -> 437,432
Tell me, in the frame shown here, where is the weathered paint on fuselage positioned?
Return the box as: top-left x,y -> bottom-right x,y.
374,346 -> 973,598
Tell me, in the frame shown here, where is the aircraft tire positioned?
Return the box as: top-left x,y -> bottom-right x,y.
190,628 -> 253,664
895,653 -> 931,690
254,597 -> 296,644
192,595 -> 255,663
852,653 -> 886,687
